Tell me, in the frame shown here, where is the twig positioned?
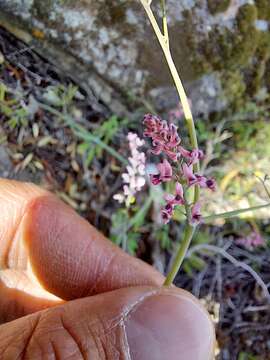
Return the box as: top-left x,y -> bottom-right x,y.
187,244 -> 270,301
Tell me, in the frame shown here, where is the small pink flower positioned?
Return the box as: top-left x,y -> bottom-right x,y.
194,176 -> 216,191
205,178 -> 216,191
150,159 -> 173,185
182,163 -> 197,185
143,114 -> 180,161
161,208 -> 173,224
165,149 -> 180,162
191,202 -> 202,224
194,174 -> 208,188
174,182 -> 184,204
150,173 -> 162,185
236,231 -> 265,248
167,124 -> 181,148
165,182 -> 184,206
178,147 -> 204,165
157,159 -> 173,181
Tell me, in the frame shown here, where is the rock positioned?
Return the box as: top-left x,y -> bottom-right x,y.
0,0 -> 269,117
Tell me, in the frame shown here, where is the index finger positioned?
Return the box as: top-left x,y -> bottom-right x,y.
0,179 -> 163,301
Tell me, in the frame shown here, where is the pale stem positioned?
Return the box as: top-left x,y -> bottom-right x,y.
187,244 -> 270,301
140,0 -> 199,285
140,0 -> 200,202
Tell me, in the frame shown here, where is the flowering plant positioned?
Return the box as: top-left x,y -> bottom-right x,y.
115,0 -> 270,288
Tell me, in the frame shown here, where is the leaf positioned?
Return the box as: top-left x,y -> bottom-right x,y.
183,261 -> 193,277
188,254 -> 206,271
76,142 -> 89,155
127,233 -> 140,255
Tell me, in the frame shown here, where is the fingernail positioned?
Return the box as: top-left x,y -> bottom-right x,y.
125,290 -> 214,360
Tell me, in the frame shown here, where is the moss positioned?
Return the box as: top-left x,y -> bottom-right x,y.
247,32 -> 270,94
255,0 -> 270,21
178,3 -> 270,111
221,70 -> 246,109
207,0 -> 231,15
236,4 -> 257,33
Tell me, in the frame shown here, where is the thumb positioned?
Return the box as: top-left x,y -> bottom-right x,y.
0,286 -> 214,360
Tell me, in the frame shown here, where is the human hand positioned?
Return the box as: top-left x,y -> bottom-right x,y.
0,179 -> 214,359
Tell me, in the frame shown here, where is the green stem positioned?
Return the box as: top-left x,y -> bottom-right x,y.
163,223 -> 195,286
203,203 -> 270,222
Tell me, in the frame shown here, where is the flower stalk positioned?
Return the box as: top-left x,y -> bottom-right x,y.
140,0 -> 200,202
140,0 -> 200,285
163,223 -> 195,286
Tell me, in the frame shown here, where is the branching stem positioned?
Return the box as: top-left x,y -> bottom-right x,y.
140,0 -> 199,285
140,0 -> 200,203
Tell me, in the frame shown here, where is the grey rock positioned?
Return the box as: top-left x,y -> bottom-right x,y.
0,0 -> 268,117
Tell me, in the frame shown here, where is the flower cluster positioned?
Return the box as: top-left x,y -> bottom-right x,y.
143,113 -> 216,224
113,132 -> 146,206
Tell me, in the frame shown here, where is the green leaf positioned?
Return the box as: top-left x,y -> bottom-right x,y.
188,254 -> 206,271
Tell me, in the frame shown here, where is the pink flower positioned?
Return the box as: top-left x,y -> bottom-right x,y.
143,114 -> 180,161
178,147 -> 204,165
161,208 -> 172,223
236,232 -> 265,248
165,182 -> 184,206
150,159 -> 173,185
191,202 -> 202,224
182,163 -> 197,185
114,132 -> 146,206
182,164 -> 216,191
205,178 -> 216,191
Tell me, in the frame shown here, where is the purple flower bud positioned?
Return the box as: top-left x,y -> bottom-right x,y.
157,159 -> 173,182
150,173 -> 162,185
206,178 -> 216,191
161,209 -> 173,224
190,202 -> 202,225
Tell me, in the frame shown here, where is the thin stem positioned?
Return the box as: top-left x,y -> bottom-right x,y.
163,223 -> 195,285
160,0 -> 169,45
203,203 -> 270,222
255,175 -> 270,199
187,244 -> 270,301
140,0 -> 200,203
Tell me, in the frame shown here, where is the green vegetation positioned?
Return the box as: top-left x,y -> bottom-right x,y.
207,0 -> 231,15
255,0 -> 270,20
76,115 -> 127,167
183,3 -> 270,111
0,82 -> 29,129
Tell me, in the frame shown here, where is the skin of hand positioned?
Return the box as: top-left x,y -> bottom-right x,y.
0,179 -> 215,359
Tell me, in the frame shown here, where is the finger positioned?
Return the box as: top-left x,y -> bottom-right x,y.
0,179 -> 62,322
23,195 -> 164,300
0,179 -> 163,320
0,286 -> 215,360
0,179 -> 48,268
0,269 -> 64,324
